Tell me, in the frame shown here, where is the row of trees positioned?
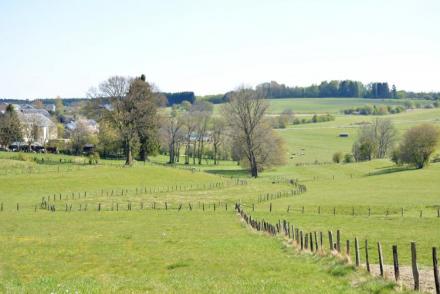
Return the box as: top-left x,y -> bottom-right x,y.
350,119 -> 439,168
85,76 -> 286,177
254,80 -> 399,99
161,89 -> 286,177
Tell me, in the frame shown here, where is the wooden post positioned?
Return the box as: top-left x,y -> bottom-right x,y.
392,245 -> 400,282
378,242 -> 384,277
365,239 -> 370,272
300,231 -> 304,250
411,242 -> 420,291
320,232 -> 323,249
328,231 -> 333,251
346,240 -> 350,256
355,237 -> 360,267
314,232 -> 318,251
310,232 -> 313,251
433,247 -> 439,294
305,233 -> 308,250
336,230 -> 341,253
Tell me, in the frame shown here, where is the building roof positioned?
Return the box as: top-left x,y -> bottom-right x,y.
20,108 -> 51,118
19,112 -> 56,128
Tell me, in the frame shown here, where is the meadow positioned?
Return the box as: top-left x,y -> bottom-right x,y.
1,98 -> 440,293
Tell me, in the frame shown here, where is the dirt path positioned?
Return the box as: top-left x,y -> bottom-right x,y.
364,263 -> 436,294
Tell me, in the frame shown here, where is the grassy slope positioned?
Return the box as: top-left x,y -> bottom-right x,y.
0,211 -> 395,293
266,98 -> 431,114
2,98 -> 439,292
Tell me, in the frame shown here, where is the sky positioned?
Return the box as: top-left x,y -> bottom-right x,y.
0,0 -> 439,99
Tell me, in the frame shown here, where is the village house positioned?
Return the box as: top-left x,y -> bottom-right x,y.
18,112 -> 57,145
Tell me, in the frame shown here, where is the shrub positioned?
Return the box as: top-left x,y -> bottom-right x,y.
343,153 -> 354,163
393,124 -> 440,168
332,152 -> 343,163
88,152 -> 100,165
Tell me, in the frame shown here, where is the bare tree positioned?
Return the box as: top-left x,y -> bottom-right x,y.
222,88 -> 270,177
195,111 -> 211,165
352,118 -> 397,161
211,117 -> 225,165
181,111 -> 197,164
70,120 -> 94,155
160,111 -> 184,164
372,118 -> 398,158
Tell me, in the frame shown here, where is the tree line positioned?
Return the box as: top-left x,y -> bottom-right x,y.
333,119 -> 440,169
85,76 -> 286,177
199,80 -> 440,103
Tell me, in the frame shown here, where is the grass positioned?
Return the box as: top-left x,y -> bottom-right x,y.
265,98 -> 432,114
3,98 -> 440,292
0,210 -> 396,293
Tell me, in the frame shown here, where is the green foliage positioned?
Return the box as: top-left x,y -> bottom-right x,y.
393,123 -> 440,168
343,153 -> 354,163
0,104 -> 23,147
332,152 -> 343,163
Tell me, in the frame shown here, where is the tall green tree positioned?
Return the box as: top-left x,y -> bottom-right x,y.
0,105 -> 23,147
90,75 -> 160,165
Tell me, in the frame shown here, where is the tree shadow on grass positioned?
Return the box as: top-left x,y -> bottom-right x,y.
367,165 -> 416,176
204,169 -> 249,178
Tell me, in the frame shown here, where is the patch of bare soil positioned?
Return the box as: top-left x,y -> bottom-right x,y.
363,263 -> 435,294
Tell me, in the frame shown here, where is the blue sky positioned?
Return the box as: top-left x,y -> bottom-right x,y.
0,0 -> 439,98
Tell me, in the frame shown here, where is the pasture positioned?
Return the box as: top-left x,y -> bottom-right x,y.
1,98 -> 440,293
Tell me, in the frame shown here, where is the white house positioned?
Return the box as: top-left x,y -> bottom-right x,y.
18,112 -> 57,145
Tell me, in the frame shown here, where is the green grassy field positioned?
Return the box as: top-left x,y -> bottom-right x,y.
2,98 -> 440,293
265,98 -> 431,114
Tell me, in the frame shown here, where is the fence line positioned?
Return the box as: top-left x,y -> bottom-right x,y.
236,204 -> 440,293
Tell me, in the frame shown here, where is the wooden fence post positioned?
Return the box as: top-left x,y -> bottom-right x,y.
300,231 -> 304,250
433,247 -> 439,294
355,237 -> 360,267
411,242 -> 420,291
314,232 -> 318,251
270,203 -> 272,212
320,232 -> 323,249
393,245 -> 400,282
365,239 -> 370,272
336,230 -> 341,253
346,240 -> 350,256
328,231 -> 333,251
378,242 -> 384,277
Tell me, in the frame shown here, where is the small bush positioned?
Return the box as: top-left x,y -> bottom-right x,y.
332,152 -> 343,163
343,153 -> 354,163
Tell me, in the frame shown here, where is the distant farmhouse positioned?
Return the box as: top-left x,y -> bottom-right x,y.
15,104 -> 57,145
